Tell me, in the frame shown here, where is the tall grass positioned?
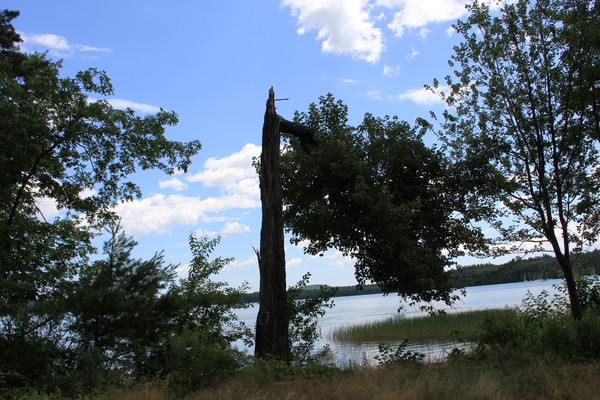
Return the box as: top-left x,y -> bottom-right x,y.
102,354 -> 600,400
332,309 -> 516,342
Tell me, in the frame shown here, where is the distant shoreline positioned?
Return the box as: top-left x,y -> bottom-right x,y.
243,250 -> 600,302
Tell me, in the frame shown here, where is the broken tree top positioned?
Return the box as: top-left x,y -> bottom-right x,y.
267,87 -> 319,154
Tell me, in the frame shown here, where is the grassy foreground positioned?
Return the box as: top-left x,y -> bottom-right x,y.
99,353 -> 600,400
332,308 -> 513,342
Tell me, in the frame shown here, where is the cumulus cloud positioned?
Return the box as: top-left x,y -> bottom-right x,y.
220,221 -> 251,237
19,32 -> 111,57
116,194 -> 206,235
282,0 -> 507,62
115,143 -> 261,235
394,86 -> 446,106
159,177 -> 188,192
378,0 -> 468,38
282,0 -> 384,63
187,143 -> 260,187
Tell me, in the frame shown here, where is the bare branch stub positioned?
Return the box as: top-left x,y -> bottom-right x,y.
280,118 -> 319,154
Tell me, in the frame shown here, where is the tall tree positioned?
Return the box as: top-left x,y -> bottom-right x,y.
68,223 -> 177,377
280,94 -> 486,307
0,9 -> 201,389
430,0 -> 599,320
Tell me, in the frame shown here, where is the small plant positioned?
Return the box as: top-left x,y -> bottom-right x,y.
374,339 -> 425,366
287,272 -> 337,364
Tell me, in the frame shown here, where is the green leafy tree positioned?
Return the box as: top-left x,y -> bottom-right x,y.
430,0 -> 599,319
280,94 -> 486,306
164,234 -> 252,394
0,9 -> 201,392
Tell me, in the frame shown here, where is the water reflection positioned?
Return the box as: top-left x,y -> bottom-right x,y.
235,279 -> 563,365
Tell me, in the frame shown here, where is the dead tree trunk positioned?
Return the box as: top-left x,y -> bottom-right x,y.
255,88 -> 289,362
254,87 -> 319,362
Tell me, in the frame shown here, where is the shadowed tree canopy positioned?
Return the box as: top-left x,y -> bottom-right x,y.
429,0 -> 600,320
280,94 -> 487,307
0,9 -> 201,291
0,9 -> 202,380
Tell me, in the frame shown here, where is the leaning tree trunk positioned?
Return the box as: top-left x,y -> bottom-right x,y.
255,88 -> 289,362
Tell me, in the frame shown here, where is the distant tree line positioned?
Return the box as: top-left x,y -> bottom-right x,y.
245,250 -> 600,302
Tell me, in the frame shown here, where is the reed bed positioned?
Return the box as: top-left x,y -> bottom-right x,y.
331,308 -> 516,342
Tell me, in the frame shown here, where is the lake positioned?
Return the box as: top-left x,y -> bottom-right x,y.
235,278 -> 564,365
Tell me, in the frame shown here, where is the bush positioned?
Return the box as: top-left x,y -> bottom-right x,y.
477,308 -> 524,348
165,329 -> 244,396
574,311 -> 600,358
475,279 -> 600,361
374,339 -> 425,366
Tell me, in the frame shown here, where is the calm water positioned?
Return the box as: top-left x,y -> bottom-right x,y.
236,279 -> 564,365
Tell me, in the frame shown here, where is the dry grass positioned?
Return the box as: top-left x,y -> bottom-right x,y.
98,355 -> 600,400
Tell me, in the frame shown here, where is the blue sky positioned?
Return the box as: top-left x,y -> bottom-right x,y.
6,0 -> 502,291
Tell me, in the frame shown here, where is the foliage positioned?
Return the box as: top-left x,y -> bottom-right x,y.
162,234 -> 252,395
170,234 -> 252,346
67,222 -> 178,379
287,272 -> 336,364
374,339 -> 425,366
0,9 -> 201,396
164,329 -> 243,397
476,277 -> 600,359
430,0 -> 599,319
280,94 -> 486,306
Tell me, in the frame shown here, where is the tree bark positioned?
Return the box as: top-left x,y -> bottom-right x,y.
254,87 -> 289,362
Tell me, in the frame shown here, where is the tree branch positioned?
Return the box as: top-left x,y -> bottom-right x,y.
279,118 -> 319,154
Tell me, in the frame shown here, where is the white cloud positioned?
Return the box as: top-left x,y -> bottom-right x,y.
228,255 -> 258,270
282,0 -> 384,63
116,194 -> 207,235
417,27 -> 431,39
115,192 -> 258,236
19,32 -> 111,56
394,86 -> 446,106
115,144 -> 262,235
367,90 -> 382,99
36,196 -> 60,221
186,143 -> 261,210
406,46 -> 419,59
159,177 -> 188,192
286,258 -> 302,269
378,0 -> 468,38
221,221 -> 251,237
383,64 -> 399,77
108,99 -> 161,114
324,250 -> 355,267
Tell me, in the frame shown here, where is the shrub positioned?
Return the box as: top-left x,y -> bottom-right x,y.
477,308 -> 524,348
165,329 -> 244,396
374,339 -> 425,366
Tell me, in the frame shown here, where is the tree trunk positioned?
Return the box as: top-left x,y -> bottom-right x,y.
254,87 -> 289,362
547,231 -> 583,320
556,253 -> 583,320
